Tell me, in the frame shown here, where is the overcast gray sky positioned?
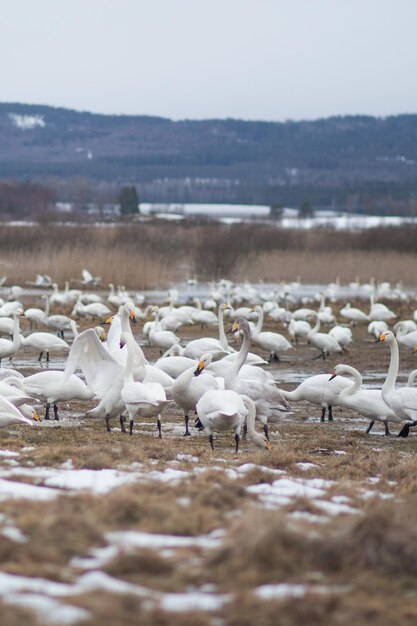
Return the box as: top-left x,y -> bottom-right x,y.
0,0 -> 416,121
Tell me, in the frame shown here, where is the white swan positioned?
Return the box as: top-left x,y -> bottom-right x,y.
368,320 -> 388,340
0,396 -> 36,428
307,314 -> 343,360
340,303 -> 369,324
21,330 -> 69,363
6,370 -> 94,421
38,295 -> 73,338
121,331 -> 170,437
71,299 -> 112,320
368,295 -> 397,322
288,318 -> 311,344
395,324 -> 417,351
61,328 -> 127,432
196,391 -> 271,452
329,364 -> 400,435
191,298 -> 218,327
0,311 -> 24,365
328,325 -> 353,351
376,330 -> 417,437
155,345 -> 197,379
172,353 -> 219,436
200,318 -> 291,440
280,373 -> 353,421
251,305 -> 292,362
149,306 -> 180,354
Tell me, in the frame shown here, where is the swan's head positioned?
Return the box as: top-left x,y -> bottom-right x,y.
254,434 -> 272,451
94,326 -> 106,342
32,409 -> 40,422
104,315 -> 114,325
15,308 -> 25,317
413,346 -> 417,354
227,318 -> 249,335
124,303 -> 137,324
193,353 -> 213,377
219,303 -> 231,312
329,364 -> 345,380
376,330 -> 395,343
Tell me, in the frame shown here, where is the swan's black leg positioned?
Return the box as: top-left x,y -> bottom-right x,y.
263,423 -> 269,441
384,420 -> 391,436
398,421 -> 417,438
209,434 -> 214,450
234,433 -> 240,453
320,407 -> 326,422
156,415 -> 162,438
120,415 -> 126,433
53,403 -> 59,420
129,419 -> 134,436
184,414 -> 191,437
46,351 -> 50,363
195,417 -> 204,431
105,415 -> 111,432
328,404 -> 334,421
45,403 -> 50,420
366,420 -> 375,434
38,351 -> 43,362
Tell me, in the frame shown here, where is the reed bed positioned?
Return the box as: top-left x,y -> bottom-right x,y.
0,221 -> 416,288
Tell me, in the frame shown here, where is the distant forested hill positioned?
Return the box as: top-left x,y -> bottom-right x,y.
1,103 -> 417,213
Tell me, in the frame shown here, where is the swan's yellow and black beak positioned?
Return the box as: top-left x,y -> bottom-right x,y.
32,410 -> 40,422
413,346 -> 417,353
329,371 -> 337,381
265,441 -> 272,451
194,360 -> 205,377
375,333 -> 385,343
129,309 -> 137,325
104,315 -> 114,325
99,330 -> 106,342
227,321 -> 239,335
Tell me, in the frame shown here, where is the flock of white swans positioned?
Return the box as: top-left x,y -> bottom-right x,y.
0,271 -> 416,451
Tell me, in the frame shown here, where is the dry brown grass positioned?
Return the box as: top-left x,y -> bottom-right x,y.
1,222 -> 417,286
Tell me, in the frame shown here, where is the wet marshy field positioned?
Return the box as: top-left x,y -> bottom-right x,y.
1,295 -> 417,626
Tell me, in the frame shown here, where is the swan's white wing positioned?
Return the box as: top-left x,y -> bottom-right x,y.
82,269 -> 93,283
62,329 -> 122,399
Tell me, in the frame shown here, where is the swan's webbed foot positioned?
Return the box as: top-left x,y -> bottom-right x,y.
105,415 -> 111,433
53,403 -> 59,420
234,433 -> 240,453
365,420 -> 375,434
120,415 -> 127,433
209,434 -> 214,450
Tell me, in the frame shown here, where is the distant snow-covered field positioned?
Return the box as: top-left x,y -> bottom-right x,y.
140,203 -> 417,230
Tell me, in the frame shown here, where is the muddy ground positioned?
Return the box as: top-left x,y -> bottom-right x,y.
0,299 -> 417,626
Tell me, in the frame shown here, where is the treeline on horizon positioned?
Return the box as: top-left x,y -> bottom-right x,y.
1,104 -> 417,214
1,178 -> 417,219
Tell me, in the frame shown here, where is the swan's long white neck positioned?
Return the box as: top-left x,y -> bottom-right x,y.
218,307 -> 229,351
310,316 -> 320,335
254,307 -> 264,334
12,313 -> 21,349
226,326 -> 250,383
338,366 -> 362,398
43,297 -> 50,317
382,338 -> 399,394
123,333 -> 136,386
241,395 -> 265,447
